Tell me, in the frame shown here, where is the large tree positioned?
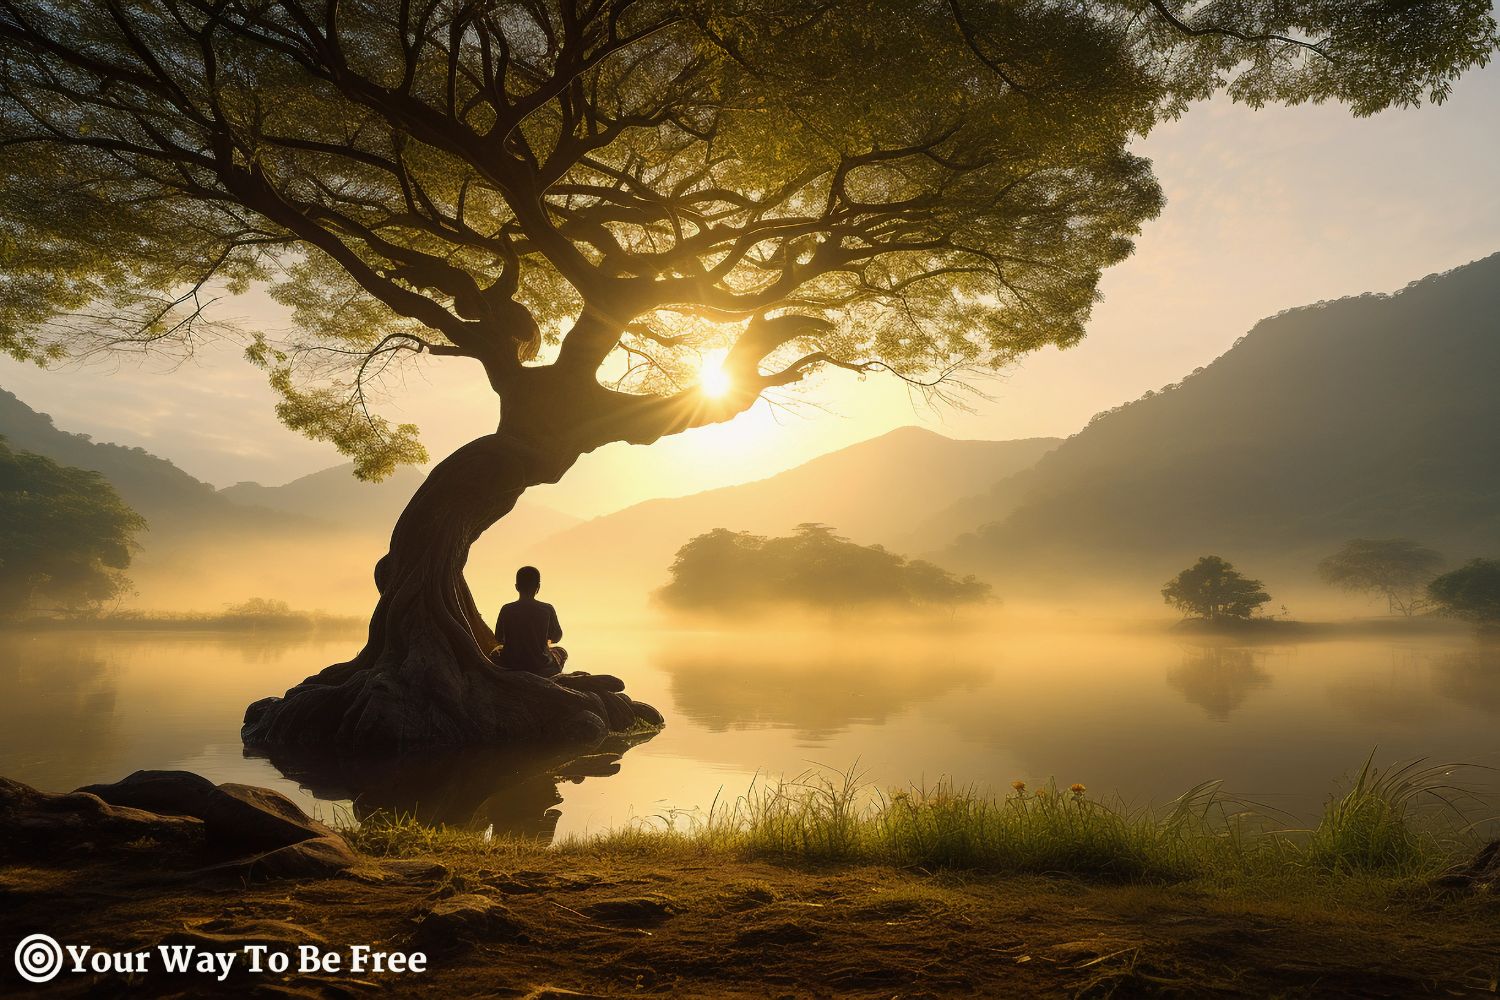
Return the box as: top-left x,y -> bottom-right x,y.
0,1 -> 1493,748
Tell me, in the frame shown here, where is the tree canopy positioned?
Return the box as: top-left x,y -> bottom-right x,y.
657,522 -> 990,613
1426,558 -> 1500,628
0,438 -> 147,617
1,2 -> 1494,476
1161,554 -> 1270,622
1317,538 -> 1445,616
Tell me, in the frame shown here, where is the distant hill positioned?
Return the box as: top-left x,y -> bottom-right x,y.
940,253 -> 1500,598
520,427 -> 1058,612
0,388 -> 226,521
221,461 -> 579,546
0,389 -> 578,611
220,464 -> 427,532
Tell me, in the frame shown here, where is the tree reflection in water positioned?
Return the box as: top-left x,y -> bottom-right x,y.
1167,644 -> 1272,721
1432,643 -> 1500,714
658,634 -> 989,739
246,729 -> 658,841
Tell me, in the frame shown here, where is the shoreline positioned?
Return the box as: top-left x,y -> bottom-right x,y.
4,766 -> 1498,996
5,828 -> 1498,997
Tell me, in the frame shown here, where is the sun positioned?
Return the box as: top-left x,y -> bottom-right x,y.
697,350 -> 732,399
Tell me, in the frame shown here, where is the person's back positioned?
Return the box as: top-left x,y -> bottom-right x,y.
494,566 -> 566,675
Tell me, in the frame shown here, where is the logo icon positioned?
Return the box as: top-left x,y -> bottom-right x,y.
14,934 -> 64,984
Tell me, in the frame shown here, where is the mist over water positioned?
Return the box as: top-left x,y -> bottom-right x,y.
4,623 -> 1497,842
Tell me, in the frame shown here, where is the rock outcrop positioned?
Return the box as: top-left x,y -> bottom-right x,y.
0,777 -> 204,857
2,770 -> 359,881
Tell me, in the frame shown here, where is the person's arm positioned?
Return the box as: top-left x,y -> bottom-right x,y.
494,606 -> 506,646
548,605 -> 563,644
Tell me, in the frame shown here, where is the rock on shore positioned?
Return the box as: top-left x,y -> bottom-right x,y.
0,770 -> 358,880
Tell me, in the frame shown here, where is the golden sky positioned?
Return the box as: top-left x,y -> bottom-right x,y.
3,64 -> 1498,519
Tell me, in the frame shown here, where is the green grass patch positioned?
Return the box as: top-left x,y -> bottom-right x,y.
341,756 -> 1490,893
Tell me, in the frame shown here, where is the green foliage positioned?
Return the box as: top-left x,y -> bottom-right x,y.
0,437 -> 146,617
656,523 -> 990,613
1161,555 -> 1271,622
1318,539 -> 1445,616
1426,558 -> 1500,627
0,2 -> 1493,471
266,367 -> 428,481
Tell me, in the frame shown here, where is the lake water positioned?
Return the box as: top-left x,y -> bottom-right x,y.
3,626 -> 1498,841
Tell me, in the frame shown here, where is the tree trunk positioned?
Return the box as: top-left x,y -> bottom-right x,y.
241,433 -> 663,751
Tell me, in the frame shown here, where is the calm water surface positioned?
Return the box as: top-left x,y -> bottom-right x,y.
3,627 -> 1498,840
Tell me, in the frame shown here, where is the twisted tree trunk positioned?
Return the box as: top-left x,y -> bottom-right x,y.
241,432 -> 662,751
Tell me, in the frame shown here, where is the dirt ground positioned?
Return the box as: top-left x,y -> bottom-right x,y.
3,848 -> 1499,998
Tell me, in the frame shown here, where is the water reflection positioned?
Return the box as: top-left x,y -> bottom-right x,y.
659,633 -> 990,738
4,627 -> 1499,836
0,634 -> 121,781
249,730 -> 659,839
1432,644 -> 1500,714
1166,644 -> 1272,721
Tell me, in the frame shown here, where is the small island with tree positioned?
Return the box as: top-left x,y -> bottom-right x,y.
657,523 -> 990,619
1162,555 -> 1273,631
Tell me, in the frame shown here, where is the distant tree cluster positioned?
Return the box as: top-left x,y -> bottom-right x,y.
1427,559 -> 1500,629
1318,538 -> 1444,616
0,438 -> 146,618
1314,538 -> 1500,629
1162,556 -> 1270,623
658,524 -> 990,615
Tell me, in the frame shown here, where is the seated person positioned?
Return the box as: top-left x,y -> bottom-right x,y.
493,565 -> 567,676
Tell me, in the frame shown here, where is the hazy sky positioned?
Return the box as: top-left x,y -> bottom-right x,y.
2,62 -> 1498,519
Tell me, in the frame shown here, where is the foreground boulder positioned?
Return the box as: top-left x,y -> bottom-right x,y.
80,770 -> 340,853
0,778 -> 203,858
0,771 -> 358,880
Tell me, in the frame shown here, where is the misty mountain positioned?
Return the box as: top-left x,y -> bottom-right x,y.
220,463 -> 427,532
940,253 -> 1500,595
0,388 -> 227,522
520,427 -> 1058,609
220,462 -> 580,544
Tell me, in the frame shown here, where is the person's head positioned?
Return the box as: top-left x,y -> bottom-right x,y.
515,565 -> 541,597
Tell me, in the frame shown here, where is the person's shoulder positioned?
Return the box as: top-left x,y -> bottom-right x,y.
499,599 -> 522,613
537,601 -> 557,613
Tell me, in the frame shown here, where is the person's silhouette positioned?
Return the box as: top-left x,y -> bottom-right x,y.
493,566 -> 567,676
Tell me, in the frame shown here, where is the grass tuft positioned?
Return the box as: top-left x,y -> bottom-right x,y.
1300,753 -> 1477,877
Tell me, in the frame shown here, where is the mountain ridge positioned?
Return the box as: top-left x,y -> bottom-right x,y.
939,252 -> 1500,596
